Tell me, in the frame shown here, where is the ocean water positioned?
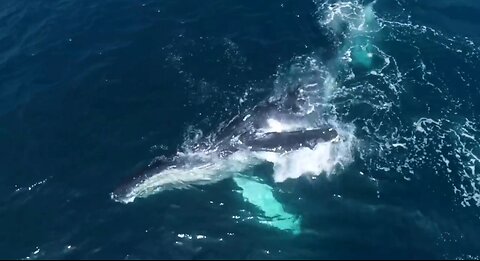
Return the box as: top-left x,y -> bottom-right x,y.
1,0 -> 480,259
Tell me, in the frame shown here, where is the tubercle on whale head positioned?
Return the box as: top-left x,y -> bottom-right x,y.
319,127 -> 339,142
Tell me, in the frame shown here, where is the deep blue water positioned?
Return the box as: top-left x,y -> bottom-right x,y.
1,0 -> 480,259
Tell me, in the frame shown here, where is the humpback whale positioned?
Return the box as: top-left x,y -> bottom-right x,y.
112,86 -> 339,201
112,85 -> 339,204
111,84 -> 342,234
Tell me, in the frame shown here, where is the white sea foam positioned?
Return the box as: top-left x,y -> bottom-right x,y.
311,0 -> 480,209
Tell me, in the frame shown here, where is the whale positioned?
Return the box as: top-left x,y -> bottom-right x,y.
112,85 -> 339,203
111,85 -> 341,234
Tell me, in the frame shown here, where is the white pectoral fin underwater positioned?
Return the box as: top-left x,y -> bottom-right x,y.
233,175 -> 301,235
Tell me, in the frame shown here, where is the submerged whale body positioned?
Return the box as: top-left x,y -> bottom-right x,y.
112,85 -> 340,204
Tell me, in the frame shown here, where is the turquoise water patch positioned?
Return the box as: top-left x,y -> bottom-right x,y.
351,43 -> 374,68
